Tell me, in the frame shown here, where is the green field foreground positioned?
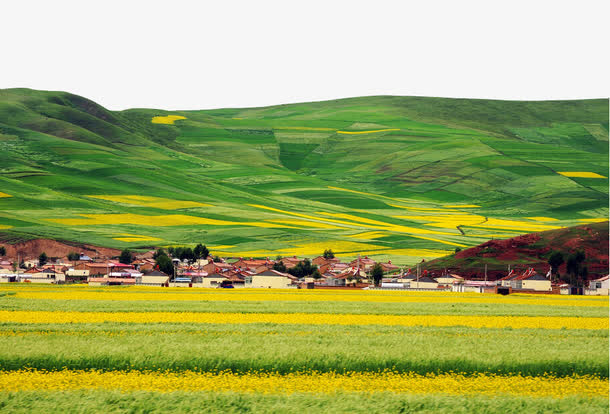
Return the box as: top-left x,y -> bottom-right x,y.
0,285 -> 608,413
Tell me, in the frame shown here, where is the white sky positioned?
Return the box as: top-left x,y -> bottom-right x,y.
2,0 -> 608,110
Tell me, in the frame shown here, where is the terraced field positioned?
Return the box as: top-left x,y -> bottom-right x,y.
0,285 -> 607,412
0,89 -> 607,264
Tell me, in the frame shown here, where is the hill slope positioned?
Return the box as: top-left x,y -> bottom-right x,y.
0,88 -> 608,264
421,221 -> 609,279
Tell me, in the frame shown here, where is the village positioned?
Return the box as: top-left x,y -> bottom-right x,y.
0,248 -> 608,296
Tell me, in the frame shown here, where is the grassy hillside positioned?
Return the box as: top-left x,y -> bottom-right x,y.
0,88 -> 607,264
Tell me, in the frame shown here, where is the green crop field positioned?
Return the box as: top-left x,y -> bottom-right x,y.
0,89 -> 607,264
0,285 -> 607,413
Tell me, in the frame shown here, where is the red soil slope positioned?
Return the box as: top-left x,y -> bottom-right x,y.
0,238 -> 121,261
422,221 -> 609,280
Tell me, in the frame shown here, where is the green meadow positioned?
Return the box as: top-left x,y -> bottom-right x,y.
0,89 -> 607,264
0,285 -> 608,413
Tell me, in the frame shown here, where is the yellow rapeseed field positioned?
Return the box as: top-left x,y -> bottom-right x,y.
47,213 -> 294,229
336,129 -> 401,134
0,192 -> 11,198
112,233 -> 163,242
0,310 -> 606,330
6,287 -> 607,308
88,195 -> 211,210
151,115 -> 187,124
557,171 -> 607,178
0,370 -> 605,398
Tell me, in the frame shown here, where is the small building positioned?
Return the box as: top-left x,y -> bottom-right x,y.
435,274 -> 464,286
511,268 -> 551,292
497,270 -> 519,287
587,275 -> 609,296
409,276 -> 439,289
250,270 -> 298,288
322,272 -> 346,287
136,270 -> 170,287
196,273 -> 229,288
396,273 -> 417,283
87,277 -> 136,286
380,261 -> 400,273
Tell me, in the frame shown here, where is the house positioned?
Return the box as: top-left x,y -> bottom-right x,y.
65,269 -> 89,283
19,267 -> 58,284
322,272 -> 346,286
250,270 -> 298,288
137,270 -> 170,287
196,273 -> 229,288
279,256 -> 302,269
233,258 -> 272,270
75,262 -> 110,276
380,261 -> 400,273
88,277 -> 136,286
497,270 -> 519,287
348,256 -> 376,271
587,275 -> 609,296
396,273 -> 417,283
312,256 -> 341,266
511,268 -> 551,292
337,267 -> 367,283
409,276 -> 438,289
435,274 -> 464,286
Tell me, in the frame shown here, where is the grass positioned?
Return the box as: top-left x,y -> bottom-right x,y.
0,284 -> 607,411
0,89 -> 607,264
0,323 -> 606,377
1,391 -> 607,414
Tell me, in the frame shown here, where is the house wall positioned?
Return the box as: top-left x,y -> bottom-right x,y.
21,277 -> 55,284
66,269 -> 89,276
251,275 -> 292,288
521,279 -> 551,291
410,281 -> 438,289
200,277 -> 227,288
435,277 -> 460,285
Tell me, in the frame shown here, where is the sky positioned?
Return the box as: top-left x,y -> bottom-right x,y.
2,0 -> 608,110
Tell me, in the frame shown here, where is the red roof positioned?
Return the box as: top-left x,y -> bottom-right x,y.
110,263 -> 134,268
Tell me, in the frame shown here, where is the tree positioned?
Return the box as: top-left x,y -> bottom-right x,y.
454,247 -> 461,253
566,250 -> 586,286
323,249 -> 335,259
153,248 -> 166,260
273,260 -> 287,272
179,247 -> 195,265
67,251 -> 80,263
548,251 -> 564,278
193,244 -> 209,261
311,269 -> 322,279
119,249 -> 133,265
0,246 -> 6,256
213,256 -> 222,263
371,263 -> 384,286
38,252 -> 48,267
154,253 -> 174,276
287,258 -> 317,278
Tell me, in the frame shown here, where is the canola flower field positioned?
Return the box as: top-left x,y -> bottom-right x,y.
0,285 -> 608,412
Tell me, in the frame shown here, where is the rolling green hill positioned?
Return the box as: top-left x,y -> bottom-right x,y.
0,88 -> 607,264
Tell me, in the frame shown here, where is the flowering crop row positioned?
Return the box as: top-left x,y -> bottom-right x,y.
9,289 -> 608,308
0,370 -> 605,398
0,311 -> 606,330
